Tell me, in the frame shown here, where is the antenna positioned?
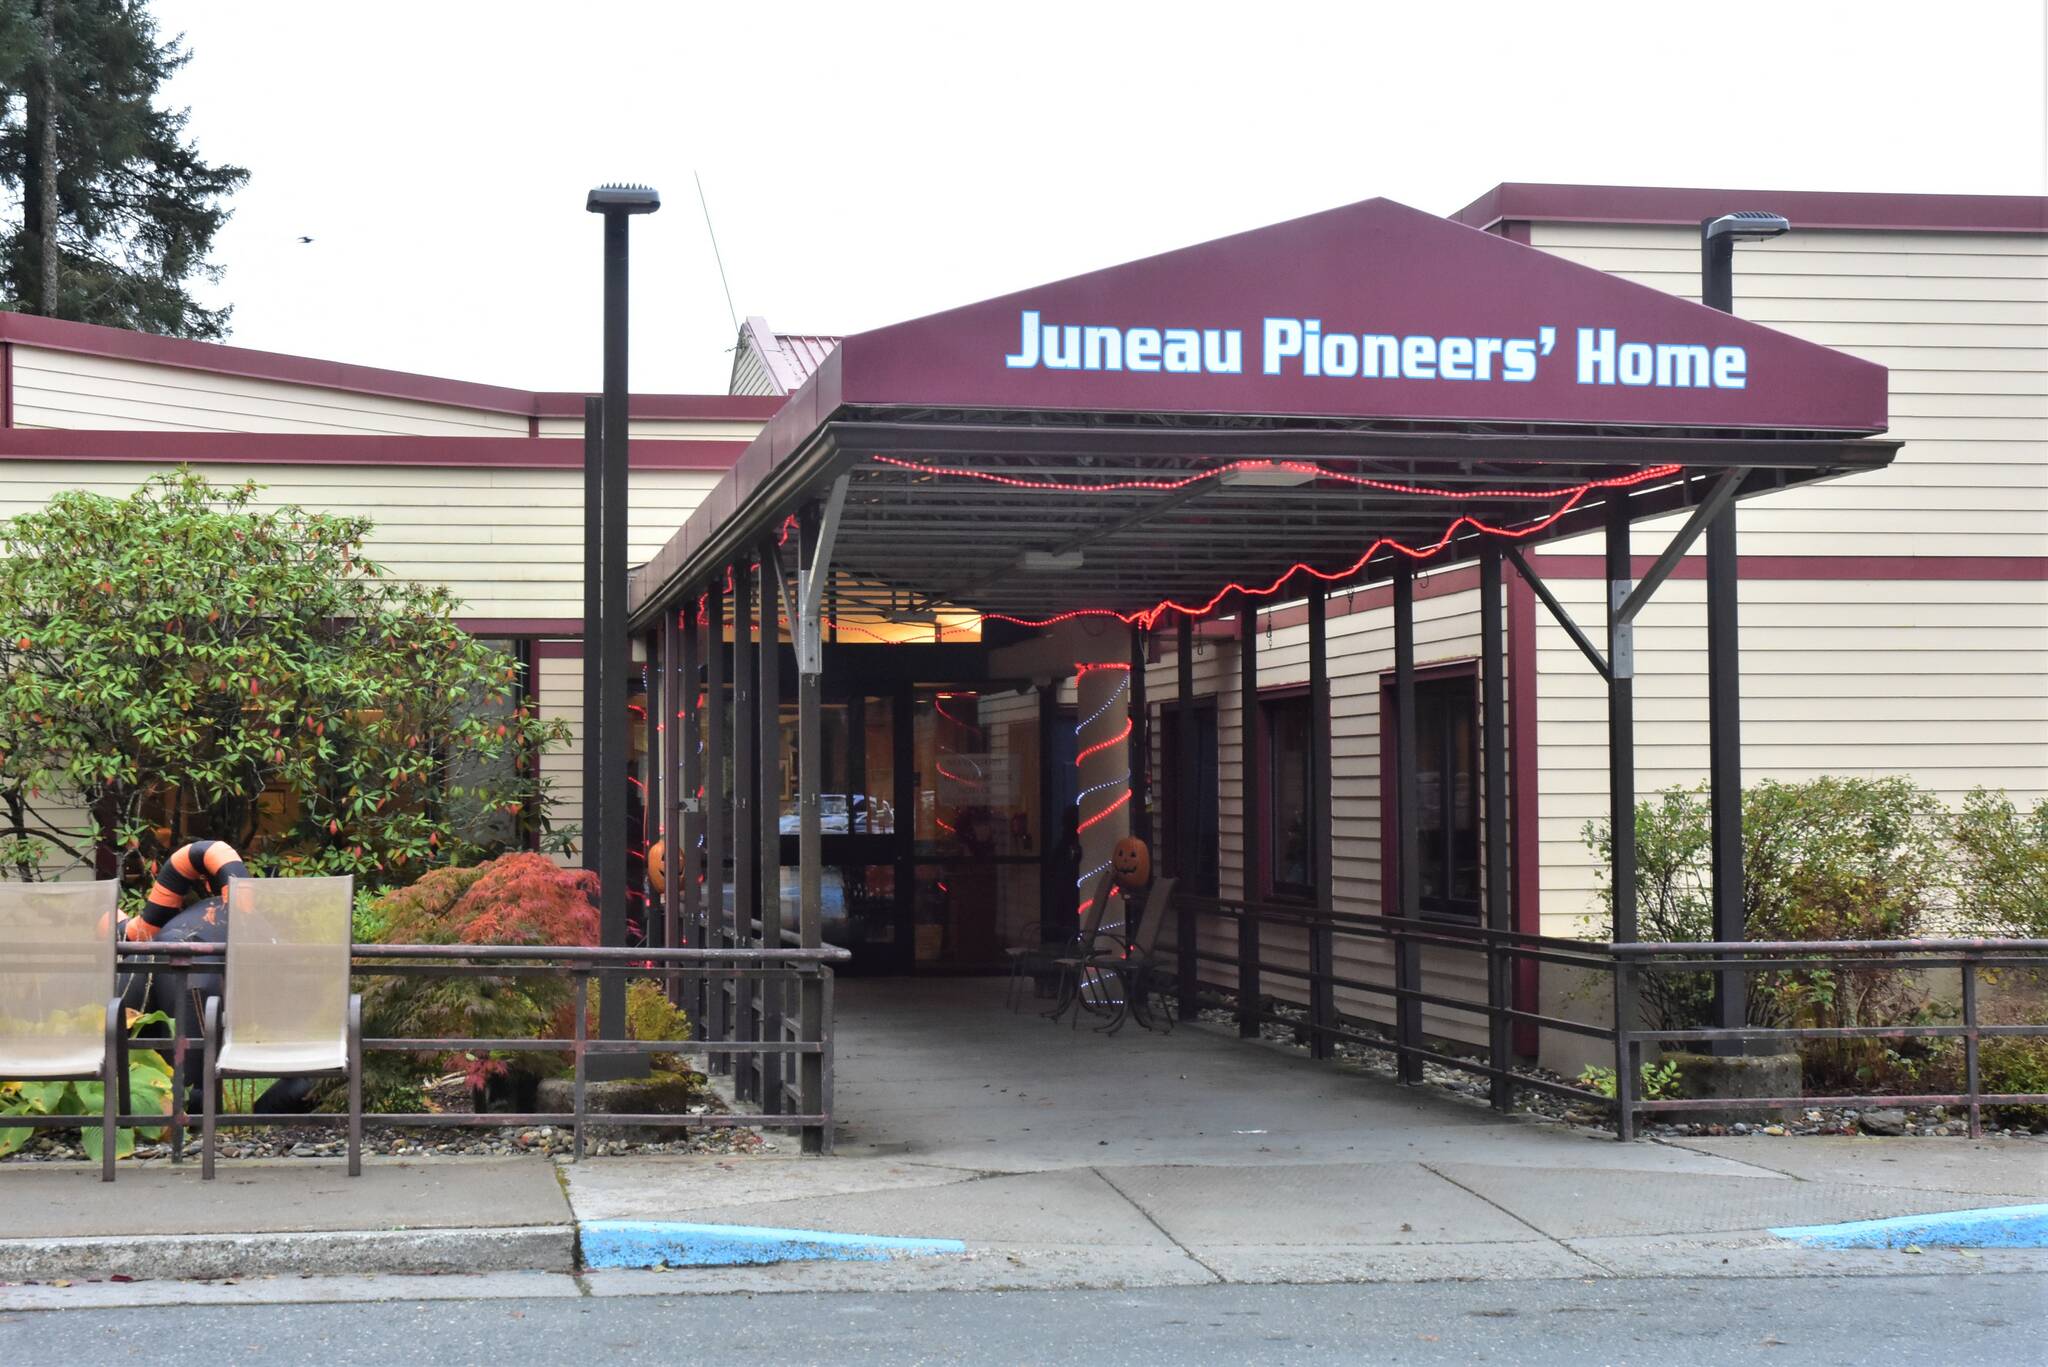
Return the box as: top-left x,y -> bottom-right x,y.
694,171 -> 740,337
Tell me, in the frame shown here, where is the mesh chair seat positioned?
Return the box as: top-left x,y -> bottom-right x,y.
0,1036 -> 109,1078
0,880 -> 124,1179
218,1034 -> 346,1077
202,874 -> 361,1178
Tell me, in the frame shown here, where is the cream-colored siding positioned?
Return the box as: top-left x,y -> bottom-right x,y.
1527,226 -> 2048,559
728,346 -> 777,397
536,649 -> 584,857
0,460 -> 726,621
1530,571 -> 2048,933
1525,222 -> 2048,936
10,347 -> 529,436
1145,575 -> 1515,1048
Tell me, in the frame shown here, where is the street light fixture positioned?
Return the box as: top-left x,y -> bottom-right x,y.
1699,208 -> 1788,1051
585,182 -> 659,1077
1701,211 -> 1789,311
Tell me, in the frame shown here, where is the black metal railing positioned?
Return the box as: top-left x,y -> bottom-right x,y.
1612,938 -> 2048,1140
34,941 -> 850,1160
1166,893 -> 2048,1140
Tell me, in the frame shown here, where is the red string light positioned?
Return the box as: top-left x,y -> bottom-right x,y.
1076,716 -> 1132,766
982,464 -> 1680,631
1076,788 -> 1132,833
872,453 -> 1647,503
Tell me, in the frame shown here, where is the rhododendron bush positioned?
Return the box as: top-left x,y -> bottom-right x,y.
0,469 -> 571,886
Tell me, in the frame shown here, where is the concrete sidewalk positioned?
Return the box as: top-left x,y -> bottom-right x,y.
559,1136 -> 2047,1294
2,982 -> 2042,1300
0,1158 -> 575,1281
2,1133 -> 2041,1300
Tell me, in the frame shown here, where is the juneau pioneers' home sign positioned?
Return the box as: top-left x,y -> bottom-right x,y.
1005,311 -> 1750,391
838,198 -> 1887,431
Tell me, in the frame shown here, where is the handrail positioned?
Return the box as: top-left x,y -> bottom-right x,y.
90,938 -> 841,1158
1160,888 -> 2048,1143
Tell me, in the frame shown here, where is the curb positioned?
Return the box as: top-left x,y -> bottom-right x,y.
579,1220 -> 967,1269
0,1224 -> 577,1282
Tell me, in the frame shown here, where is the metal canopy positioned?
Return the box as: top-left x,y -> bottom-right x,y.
627,194 -> 1901,626
628,409 -> 1897,628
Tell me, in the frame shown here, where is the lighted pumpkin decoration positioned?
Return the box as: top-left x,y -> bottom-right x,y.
646,839 -> 667,896
1111,834 -> 1151,891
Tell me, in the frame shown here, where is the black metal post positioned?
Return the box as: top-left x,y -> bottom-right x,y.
1175,614 -> 1198,1020
756,541 -> 784,1113
703,587 -> 728,1060
679,600 -> 702,1020
659,613 -> 681,967
594,201 -> 639,1078
1036,681 -> 1057,939
581,397 -> 603,882
646,626 -> 665,951
1237,604 -> 1262,1039
1392,562 -> 1424,1083
1129,627 -> 1150,849
1481,544 -> 1513,1109
1307,589 -> 1334,1061
731,560 -> 757,1100
1606,491 -> 1638,944
1703,219 -> 1749,1046
797,506 -> 828,1152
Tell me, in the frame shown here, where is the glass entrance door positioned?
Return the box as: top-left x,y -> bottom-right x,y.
776,681 -> 1045,975
776,695 -> 903,973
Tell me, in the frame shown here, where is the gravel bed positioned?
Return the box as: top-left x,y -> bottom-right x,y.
1182,995 -> 2044,1141
1,1074 -> 771,1165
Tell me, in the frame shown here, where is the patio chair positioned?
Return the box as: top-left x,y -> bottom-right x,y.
1075,876 -> 1178,1036
201,875 -> 360,1179
0,881 -> 125,1181
1004,869 -> 1117,1011
1044,874 -> 1139,1027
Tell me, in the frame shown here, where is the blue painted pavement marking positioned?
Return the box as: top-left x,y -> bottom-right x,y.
580,1220 -> 968,1269
1771,1203 -> 2048,1249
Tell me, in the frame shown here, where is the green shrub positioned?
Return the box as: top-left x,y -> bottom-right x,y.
0,469 -> 569,886
1981,1036 -> 2048,1129
1948,788 -> 2048,938
1583,775 -> 1991,1094
1575,1060 -> 1682,1102
622,978 -> 694,1075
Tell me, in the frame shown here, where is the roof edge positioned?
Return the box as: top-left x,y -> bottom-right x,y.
0,310 -> 778,421
1451,182 -> 2048,235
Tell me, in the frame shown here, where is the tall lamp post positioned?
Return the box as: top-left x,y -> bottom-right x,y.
586,183 -> 659,1075
1700,210 -> 1788,1048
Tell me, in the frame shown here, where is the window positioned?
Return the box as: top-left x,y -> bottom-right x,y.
1382,671 -> 1480,922
1158,701 -> 1219,895
1262,694 -> 1315,900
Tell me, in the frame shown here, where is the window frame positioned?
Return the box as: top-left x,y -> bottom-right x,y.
1377,659 -> 1483,924
1258,685 -> 1317,904
1156,696 -> 1221,897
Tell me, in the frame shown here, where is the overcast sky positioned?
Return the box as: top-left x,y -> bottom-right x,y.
151,0 -> 2045,396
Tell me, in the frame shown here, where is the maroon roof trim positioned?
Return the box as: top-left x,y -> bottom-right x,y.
0,428 -> 748,472
1452,183 -> 2048,236
531,392 -> 782,421
457,617 -> 584,637
0,311 -> 781,421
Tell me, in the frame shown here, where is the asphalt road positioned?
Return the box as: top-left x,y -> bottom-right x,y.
1,1274 -> 2042,1365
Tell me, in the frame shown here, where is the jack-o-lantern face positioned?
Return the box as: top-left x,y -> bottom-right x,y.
646,839 -> 667,896
1111,835 -> 1151,889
